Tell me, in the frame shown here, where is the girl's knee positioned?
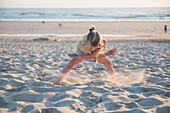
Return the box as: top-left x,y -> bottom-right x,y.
99,58 -> 112,67
105,60 -> 112,67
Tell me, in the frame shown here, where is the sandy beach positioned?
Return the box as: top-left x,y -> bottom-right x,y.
0,21 -> 170,113
0,21 -> 170,41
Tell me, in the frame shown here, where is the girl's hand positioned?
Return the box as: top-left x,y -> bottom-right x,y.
106,48 -> 117,56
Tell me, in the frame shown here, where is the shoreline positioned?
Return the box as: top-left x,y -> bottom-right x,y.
0,36 -> 169,42
1,19 -> 170,22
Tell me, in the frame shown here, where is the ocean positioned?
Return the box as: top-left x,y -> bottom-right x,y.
0,7 -> 170,21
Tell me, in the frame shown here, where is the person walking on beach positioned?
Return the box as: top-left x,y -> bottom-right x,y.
164,25 -> 167,33
59,22 -> 62,27
54,26 -> 117,85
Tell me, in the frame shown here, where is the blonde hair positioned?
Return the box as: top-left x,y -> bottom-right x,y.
87,25 -> 107,53
77,25 -> 107,59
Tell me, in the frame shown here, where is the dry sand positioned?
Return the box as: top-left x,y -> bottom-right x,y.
0,21 -> 170,113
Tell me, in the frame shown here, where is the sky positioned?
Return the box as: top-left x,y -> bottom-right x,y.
0,0 -> 170,8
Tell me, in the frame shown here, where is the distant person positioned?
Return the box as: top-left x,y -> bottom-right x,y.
42,20 -> 45,24
59,23 -> 62,27
54,25 -> 117,85
164,25 -> 167,33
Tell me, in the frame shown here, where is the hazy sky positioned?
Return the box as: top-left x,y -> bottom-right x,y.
0,0 -> 170,8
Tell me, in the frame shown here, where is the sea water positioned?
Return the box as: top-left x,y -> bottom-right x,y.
0,7 -> 170,21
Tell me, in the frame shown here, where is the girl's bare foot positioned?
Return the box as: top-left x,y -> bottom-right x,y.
53,79 -> 63,85
52,77 -> 63,85
56,80 -> 64,85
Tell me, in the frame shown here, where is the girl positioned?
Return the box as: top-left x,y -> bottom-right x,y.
55,26 -> 117,85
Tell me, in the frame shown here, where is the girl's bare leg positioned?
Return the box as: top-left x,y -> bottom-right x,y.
55,58 -> 82,85
97,55 -> 114,75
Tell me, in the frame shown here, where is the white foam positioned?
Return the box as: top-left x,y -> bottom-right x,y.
0,19 -> 170,22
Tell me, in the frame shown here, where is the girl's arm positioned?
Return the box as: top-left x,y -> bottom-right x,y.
68,48 -> 117,60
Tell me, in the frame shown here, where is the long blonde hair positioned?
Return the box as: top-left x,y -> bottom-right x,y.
87,25 -> 107,61
77,25 -> 107,57
87,26 -> 106,50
